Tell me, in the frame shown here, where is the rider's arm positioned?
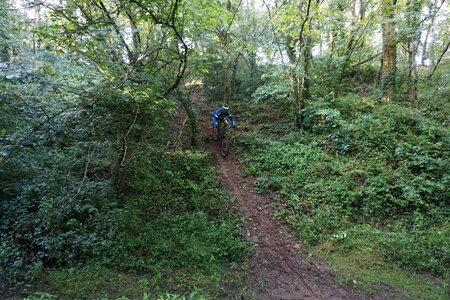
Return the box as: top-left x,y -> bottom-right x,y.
229,115 -> 236,127
212,109 -> 219,127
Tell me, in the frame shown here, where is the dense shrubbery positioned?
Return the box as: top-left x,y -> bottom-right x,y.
1,148 -> 249,296
108,152 -> 250,273
236,96 -> 449,277
0,49 -> 247,298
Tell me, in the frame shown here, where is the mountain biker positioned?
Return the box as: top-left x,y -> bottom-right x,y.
212,103 -> 237,129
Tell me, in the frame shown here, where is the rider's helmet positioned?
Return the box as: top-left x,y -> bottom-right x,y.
222,103 -> 229,112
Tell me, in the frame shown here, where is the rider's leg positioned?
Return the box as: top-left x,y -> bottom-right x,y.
217,120 -> 227,138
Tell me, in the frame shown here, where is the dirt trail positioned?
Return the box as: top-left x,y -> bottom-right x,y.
194,101 -> 385,300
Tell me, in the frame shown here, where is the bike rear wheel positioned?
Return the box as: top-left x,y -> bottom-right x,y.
220,136 -> 229,157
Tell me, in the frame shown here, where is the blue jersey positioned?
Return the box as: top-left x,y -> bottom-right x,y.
211,108 -> 236,127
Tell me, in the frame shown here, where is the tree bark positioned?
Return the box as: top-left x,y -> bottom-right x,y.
405,0 -> 422,104
406,43 -> 418,104
421,21 -> 432,65
420,0 -> 444,66
300,35 -> 312,109
224,54 -> 232,105
380,0 -> 397,103
360,0 -> 367,21
286,36 -> 300,116
180,91 -> 199,148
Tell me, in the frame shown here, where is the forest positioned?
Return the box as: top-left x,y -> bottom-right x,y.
0,0 -> 448,299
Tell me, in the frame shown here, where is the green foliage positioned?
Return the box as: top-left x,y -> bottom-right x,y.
0,49 -> 123,293
251,68 -> 290,104
24,268 -> 208,299
2,149 -> 249,297
381,227 -> 450,275
116,212 -> 248,269
2,0 -> 449,298
313,225 -> 449,300
237,95 -> 449,279
24,292 -> 56,300
156,291 -> 207,300
107,152 -> 249,272
1,1 -> 251,297
126,151 -> 231,218
301,105 -> 345,134
320,225 -> 450,277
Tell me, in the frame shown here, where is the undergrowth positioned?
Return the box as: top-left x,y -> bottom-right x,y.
234,95 -> 449,298
3,151 -> 250,299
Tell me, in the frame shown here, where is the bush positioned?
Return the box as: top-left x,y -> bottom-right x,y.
125,151 -> 230,218
381,227 -> 450,276
113,212 -> 249,270
238,97 -> 449,277
1,150 -> 250,296
301,103 -> 347,134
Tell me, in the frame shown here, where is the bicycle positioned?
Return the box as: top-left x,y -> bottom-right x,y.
213,124 -> 230,157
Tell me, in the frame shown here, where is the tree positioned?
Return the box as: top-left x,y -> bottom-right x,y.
208,0 -> 243,105
0,0 -> 20,62
43,0 -> 198,148
401,0 -> 424,104
380,0 -> 398,103
265,0 -> 317,128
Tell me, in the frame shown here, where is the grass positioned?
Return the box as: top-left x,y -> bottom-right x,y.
29,264 -> 247,299
313,244 -> 449,300
34,266 -> 142,299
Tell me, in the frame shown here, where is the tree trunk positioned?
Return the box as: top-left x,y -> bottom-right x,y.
421,23 -> 432,66
180,91 -> 199,148
360,0 -> 367,21
288,0 -> 313,128
223,54 -> 232,105
300,35 -> 312,108
328,30 -> 337,72
380,0 -> 397,103
421,0 -> 443,66
285,36 -> 302,127
406,44 -> 418,104
405,0 -> 422,104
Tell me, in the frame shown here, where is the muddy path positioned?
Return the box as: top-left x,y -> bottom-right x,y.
194,100 -> 383,300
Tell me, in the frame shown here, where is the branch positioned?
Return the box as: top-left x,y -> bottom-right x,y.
428,40 -> 450,79
419,0 -> 446,26
96,0 -> 133,60
69,147 -> 92,202
294,0 -> 313,67
262,0 -> 286,64
120,108 -> 139,167
298,0 -> 312,46
129,0 -> 188,97
175,116 -> 189,149
350,52 -> 382,68
225,0 -> 243,35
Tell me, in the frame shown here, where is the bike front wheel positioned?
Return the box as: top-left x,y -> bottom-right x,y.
220,136 -> 229,157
